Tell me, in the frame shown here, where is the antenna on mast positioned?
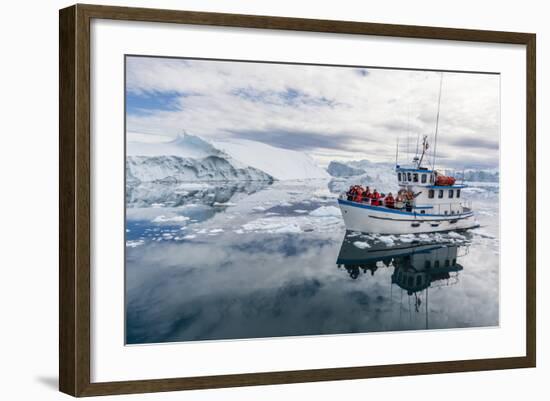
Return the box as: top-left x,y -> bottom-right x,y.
432,72 -> 443,171
395,137 -> 399,166
417,135 -> 429,168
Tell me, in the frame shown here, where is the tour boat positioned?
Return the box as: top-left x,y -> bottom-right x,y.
337,137 -> 479,235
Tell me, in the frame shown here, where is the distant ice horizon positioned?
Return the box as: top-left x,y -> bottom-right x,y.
126,129 -> 499,172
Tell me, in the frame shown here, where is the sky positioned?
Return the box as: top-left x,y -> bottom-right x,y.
126,56 -> 500,170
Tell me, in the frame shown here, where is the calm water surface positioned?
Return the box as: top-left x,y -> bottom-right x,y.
125,180 -> 499,344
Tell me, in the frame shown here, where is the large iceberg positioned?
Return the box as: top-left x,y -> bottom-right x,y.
127,133 -> 329,182
126,155 -> 272,184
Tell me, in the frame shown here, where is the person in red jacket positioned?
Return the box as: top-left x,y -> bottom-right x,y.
384,192 -> 395,208
364,186 -> 371,201
355,187 -> 364,203
371,189 -> 382,206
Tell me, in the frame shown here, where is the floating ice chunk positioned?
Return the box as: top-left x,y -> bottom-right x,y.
353,241 -> 371,249
294,209 -> 309,214
126,239 -> 144,248
242,219 -> 302,234
378,235 -> 396,246
309,206 -> 341,217
233,229 -> 245,234
183,234 -> 197,239
399,234 -> 416,243
151,203 -> 164,208
213,202 -> 236,207
152,215 -> 190,223
418,234 -> 431,241
209,229 -> 224,233
253,206 -> 267,212
265,212 -> 280,216
279,201 -> 293,207
447,231 -> 465,239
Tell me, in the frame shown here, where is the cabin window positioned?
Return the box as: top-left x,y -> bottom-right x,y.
416,276 -> 422,286
413,173 -> 418,182
421,210 -> 425,214
434,260 -> 440,268
428,189 -> 435,198
430,174 -> 434,183
449,189 -> 454,198
438,190 -> 444,198
444,210 -> 448,215
407,172 -> 412,181
398,172 -> 402,181
425,260 -> 431,269
408,276 -> 414,287
421,174 -> 427,183
457,189 -> 461,198
452,258 -> 457,266
445,259 -> 450,267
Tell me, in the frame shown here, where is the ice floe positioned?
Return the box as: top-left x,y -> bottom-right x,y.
126,239 -> 144,248
213,202 -> 236,207
242,219 -> 302,234
398,234 -> 416,243
309,206 -> 341,217
377,235 -> 397,246
447,231 -> 466,239
353,241 -> 371,249
152,215 -> 190,223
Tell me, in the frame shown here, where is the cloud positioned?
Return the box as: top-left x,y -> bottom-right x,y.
445,137 -> 499,150
125,56 -> 500,170
225,128 -> 359,151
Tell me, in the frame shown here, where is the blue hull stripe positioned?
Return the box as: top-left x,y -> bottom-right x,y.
338,198 -> 472,218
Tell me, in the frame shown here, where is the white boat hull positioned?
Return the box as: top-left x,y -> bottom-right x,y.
338,199 -> 478,234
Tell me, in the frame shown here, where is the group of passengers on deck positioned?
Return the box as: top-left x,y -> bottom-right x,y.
346,185 -> 414,210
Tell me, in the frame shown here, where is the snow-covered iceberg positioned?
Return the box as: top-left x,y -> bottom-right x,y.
127,133 -> 329,182
213,138 -> 330,180
126,155 -> 272,184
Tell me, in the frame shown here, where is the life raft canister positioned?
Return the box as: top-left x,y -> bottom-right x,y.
435,175 -> 456,186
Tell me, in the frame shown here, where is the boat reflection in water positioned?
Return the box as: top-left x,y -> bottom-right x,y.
336,233 -> 469,329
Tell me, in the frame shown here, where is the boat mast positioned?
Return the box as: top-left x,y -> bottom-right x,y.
431,73 -> 443,171
417,135 -> 429,168
395,137 -> 399,167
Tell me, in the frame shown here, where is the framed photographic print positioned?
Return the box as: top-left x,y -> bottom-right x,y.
59,4 -> 536,397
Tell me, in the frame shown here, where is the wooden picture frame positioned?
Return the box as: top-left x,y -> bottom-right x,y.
59,3 -> 536,397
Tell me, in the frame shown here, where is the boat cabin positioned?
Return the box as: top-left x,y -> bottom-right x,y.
395,166 -> 469,216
